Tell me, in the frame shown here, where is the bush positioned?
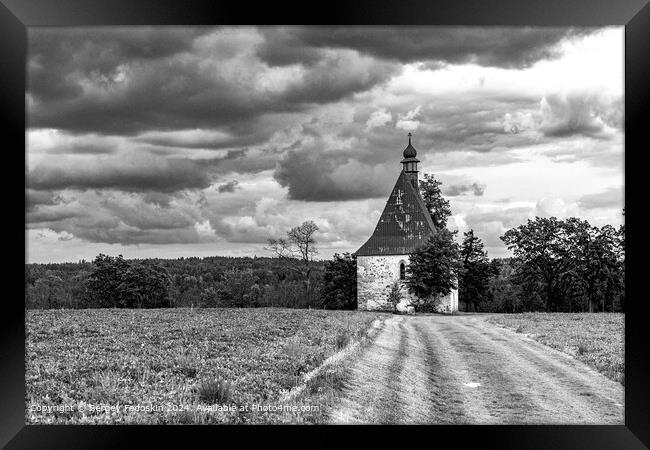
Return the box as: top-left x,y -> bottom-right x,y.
387,281 -> 402,312
335,331 -> 350,351
196,378 -> 233,404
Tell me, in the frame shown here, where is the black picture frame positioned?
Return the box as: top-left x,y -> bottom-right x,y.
2,0 -> 648,447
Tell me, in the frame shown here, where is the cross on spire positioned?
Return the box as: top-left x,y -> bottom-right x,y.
408,132 -> 412,145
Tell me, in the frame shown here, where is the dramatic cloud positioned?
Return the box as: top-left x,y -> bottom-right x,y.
28,27 -> 398,135
538,92 -> 622,140
28,153 -> 213,192
273,146 -> 393,202
256,27 -> 589,69
25,26 -> 624,261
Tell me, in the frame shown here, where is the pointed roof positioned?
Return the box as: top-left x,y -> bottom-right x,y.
355,170 -> 437,256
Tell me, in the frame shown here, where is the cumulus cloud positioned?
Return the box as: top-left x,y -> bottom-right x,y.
28,190 -> 208,245
534,197 -> 579,218
538,92 -> 622,140
395,106 -> 422,131
365,108 -> 392,130
445,182 -> 486,196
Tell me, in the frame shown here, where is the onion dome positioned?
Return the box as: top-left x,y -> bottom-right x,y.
403,132 -> 417,158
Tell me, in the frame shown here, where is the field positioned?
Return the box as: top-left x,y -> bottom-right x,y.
26,308 -> 383,424
485,313 -> 624,384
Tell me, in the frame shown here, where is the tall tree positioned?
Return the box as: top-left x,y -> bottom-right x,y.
459,230 -> 493,312
406,228 -> 462,311
267,220 -> 320,300
321,253 -> 357,310
501,217 -> 578,312
419,173 -> 452,230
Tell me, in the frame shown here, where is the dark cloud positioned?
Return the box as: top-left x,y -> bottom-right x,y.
41,140 -> 117,155
28,27 -> 398,135
577,187 -> 623,210
28,155 -> 212,192
141,192 -> 174,207
26,189 -> 61,211
273,143 -> 393,202
257,27 -> 592,69
27,190 -> 206,245
445,182 -> 486,196
28,27 -> 207,103
28,208 -> 80,223
217,180 -> 239,193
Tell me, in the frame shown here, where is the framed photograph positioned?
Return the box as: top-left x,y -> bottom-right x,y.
3,0 -> 648,447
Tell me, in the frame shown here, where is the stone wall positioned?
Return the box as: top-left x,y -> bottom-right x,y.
357,255 -> 458,314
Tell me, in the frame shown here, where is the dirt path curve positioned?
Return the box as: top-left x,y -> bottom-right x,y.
328,314 -> 624,424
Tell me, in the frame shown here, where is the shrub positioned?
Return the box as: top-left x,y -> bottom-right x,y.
173,355 -> 198,378
335,331 -> 350,351
196,377 -> 233,404
387,281 -> 402,312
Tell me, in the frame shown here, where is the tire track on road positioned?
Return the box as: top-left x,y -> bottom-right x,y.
328,314 -> 623,425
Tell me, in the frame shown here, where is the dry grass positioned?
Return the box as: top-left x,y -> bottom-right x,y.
486,313 -> 624,384
25,308 -> 381,424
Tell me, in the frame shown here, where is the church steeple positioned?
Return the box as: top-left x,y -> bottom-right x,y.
401,132 -> 420,188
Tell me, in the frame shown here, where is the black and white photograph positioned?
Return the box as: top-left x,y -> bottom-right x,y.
24,25 -> 626,425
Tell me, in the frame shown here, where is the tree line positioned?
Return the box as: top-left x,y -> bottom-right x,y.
25,174 -> 623,313
25,221 -> 356,311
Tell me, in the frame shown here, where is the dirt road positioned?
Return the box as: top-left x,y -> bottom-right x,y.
329,314 -> 624,424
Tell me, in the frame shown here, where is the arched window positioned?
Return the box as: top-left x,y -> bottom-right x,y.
399,262 -> 406,280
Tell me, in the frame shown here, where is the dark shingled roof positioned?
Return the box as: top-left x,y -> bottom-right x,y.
355,170 -> 437,256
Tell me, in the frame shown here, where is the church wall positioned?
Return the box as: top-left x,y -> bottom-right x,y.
357,255 -> 458,314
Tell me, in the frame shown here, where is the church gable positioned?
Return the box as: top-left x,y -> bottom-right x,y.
356,170 -> 436,256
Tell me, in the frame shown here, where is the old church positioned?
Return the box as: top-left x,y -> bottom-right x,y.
355,134 -> 459,313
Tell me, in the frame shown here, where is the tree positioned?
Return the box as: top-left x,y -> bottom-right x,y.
501,217 -> 579,312
576,224 -> 624,312
459,230 -> 493,312
485,259 -> 523,313
267,220 -> 320,301
386,281 -> 403,312
419,173 -> 452,230
501,217 -> 625,313
406,228 -> 462,311
85,254 -> 172,308
321,253 -> 357,310
85,254 -> 131,308
617,208 -> 625,311
28,271 -> 64,309
117,263 -> 172,308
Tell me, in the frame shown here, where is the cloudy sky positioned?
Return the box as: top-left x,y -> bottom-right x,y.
26,26 -> 624,263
